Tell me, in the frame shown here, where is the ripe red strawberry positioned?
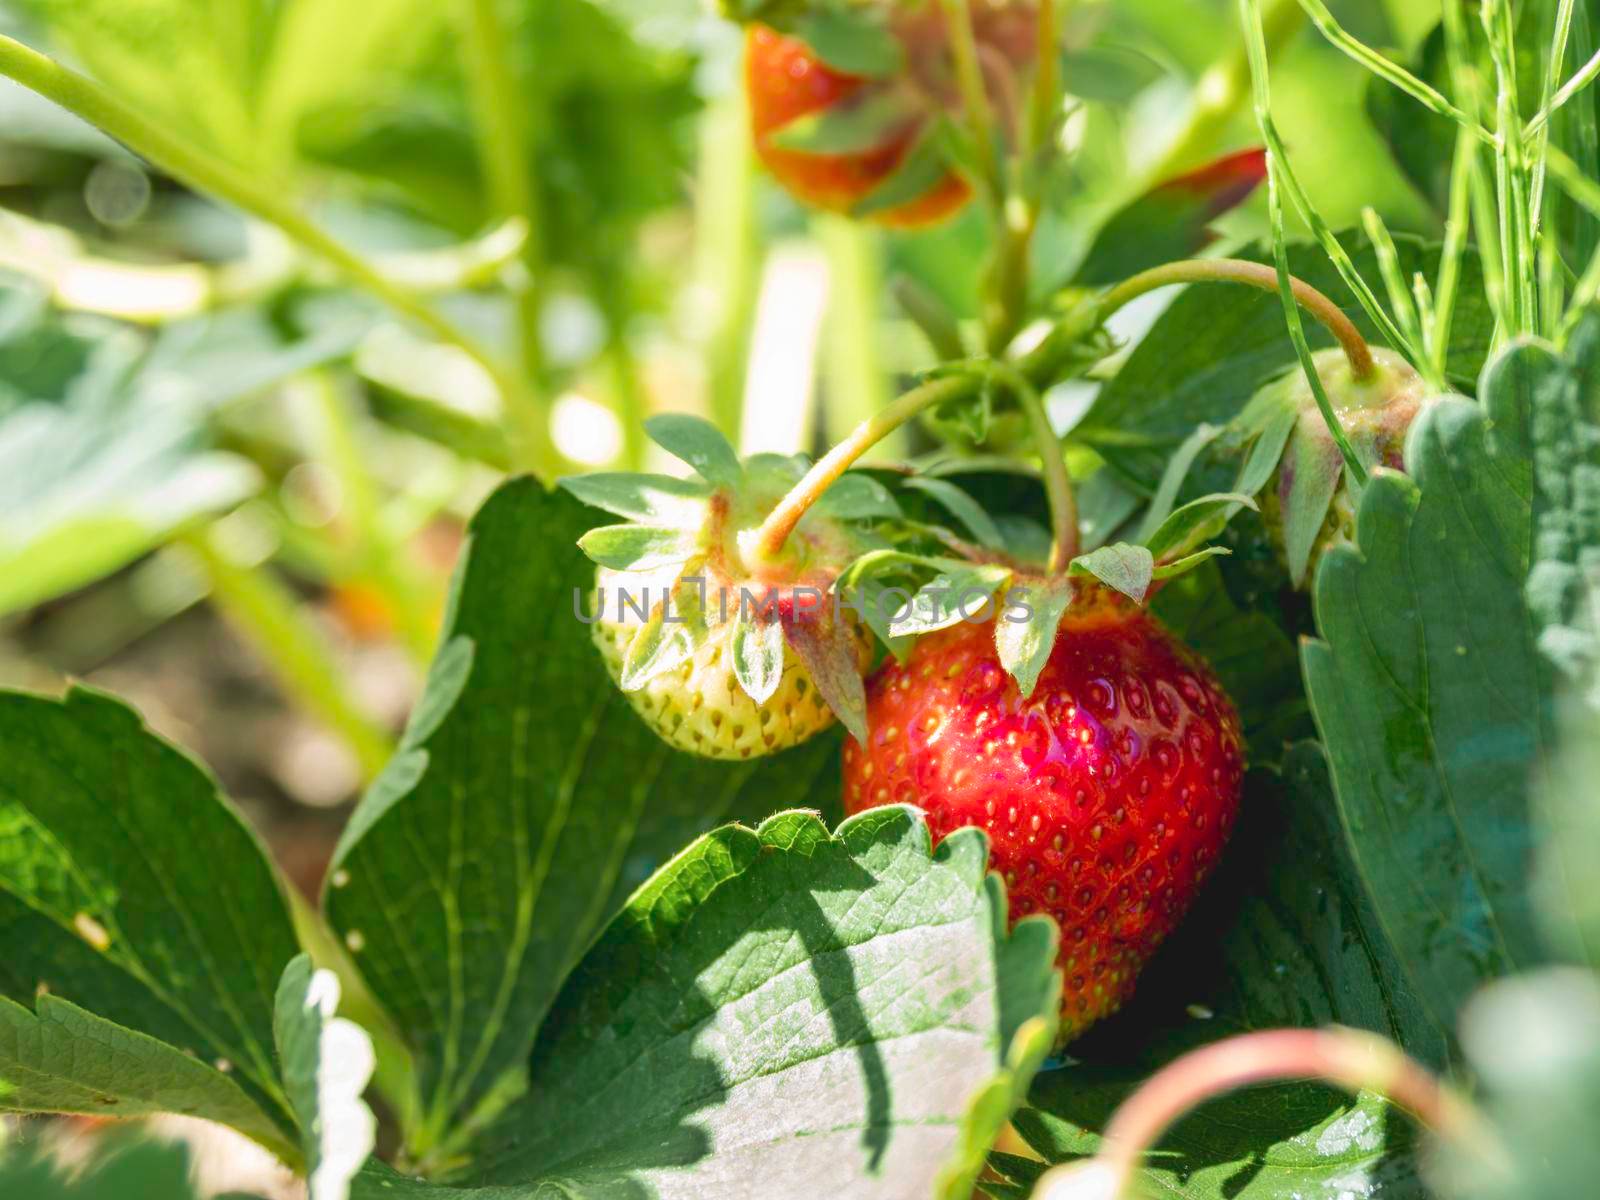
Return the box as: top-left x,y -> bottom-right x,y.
746,23 -> 970,227
842,590 -> 1244,1038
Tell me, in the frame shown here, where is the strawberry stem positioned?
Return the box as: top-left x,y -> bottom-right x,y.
1085,1028 -> 1501,1199
938,0 -> 1004,207
753,375 -> 978,562
992,365 -> 1078,572
754,299 -> 1105,564
1098,258 -> 1376,382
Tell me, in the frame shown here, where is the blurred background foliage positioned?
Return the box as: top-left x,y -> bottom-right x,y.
0,0 -> 1434,881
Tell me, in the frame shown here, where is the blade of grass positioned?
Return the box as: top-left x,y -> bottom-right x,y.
1431,123 -> 1479,377
1295,0 -> 1496,146
1239,0 -> 1423,375
1362,207 -> 1428,375
1527,0 -> 1578,234
1526,46 -> 1600,137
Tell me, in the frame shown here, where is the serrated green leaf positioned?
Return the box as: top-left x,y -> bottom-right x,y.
1145,492 -> 1257,564
994,578 -> 1072,699
903,476 -> 1007,548
0,993 -> 294,1164
794,7 -> 905,78
576,523 -> 695,571
1000,744 -> 1448,1200
730,608 -> 784,704
558,472 -> 711,524
1070,544 -> 1154,603
275,956 -> 376,1200
643,413 -> 742,488
325,483 -> 841,1149
768,85 -> 920,154
1303,355 -> 1557,1034
1526,311 -> 1600,692
458,808 -> 1058,1198
0,685 -> 300,1140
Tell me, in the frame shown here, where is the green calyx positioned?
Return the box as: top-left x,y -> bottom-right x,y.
1234,346 -> 1461,588
563,415 -> 905,752
839,478 -> 1256,699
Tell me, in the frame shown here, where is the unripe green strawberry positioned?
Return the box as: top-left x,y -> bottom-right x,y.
842,589 -> 1244,1038
589,560 -> 872,760
566,415 -> 886,761
1238,347 -> 1458,588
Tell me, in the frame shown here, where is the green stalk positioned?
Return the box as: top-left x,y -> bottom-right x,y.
1431,122 -> 1478,378
180,529 -> 395,781
754,375 -> 976,560
1098,258 -> 1376,381
977,0 -> 1068,355
1484,0 -> 1535,333
1238,0 -> 1425,375
1362,207 -> 1429,381
1526,45 -> 1600,137
0,34 -> 545,472
1295,0 -> 1495,145
937,0 -> 1003,206
993,366 -> 1078,571
1527,0 -> 1579,233
695,89 -> 761,440
1024,0 -> 1063,164
1267,166 -> 1368,484
1239,0 -> 1369,479
456,0 -> 561,477
816,216 -> 899,458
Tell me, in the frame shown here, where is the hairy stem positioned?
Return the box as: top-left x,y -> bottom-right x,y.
1098,259 -> 1375,380
1093,1028 -> 1497,1199
754,376 -> 976,560
937,0 -> 1003,205
995,366 -> 1078,571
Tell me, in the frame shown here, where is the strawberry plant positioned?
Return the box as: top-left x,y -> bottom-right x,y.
0,1 -> 1598,1199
